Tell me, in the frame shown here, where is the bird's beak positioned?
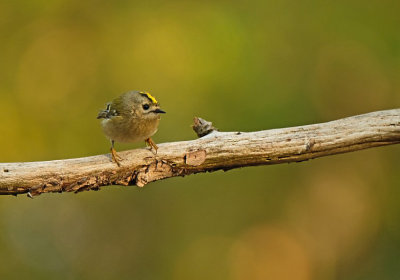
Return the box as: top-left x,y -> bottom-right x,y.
153,108 -> 166,114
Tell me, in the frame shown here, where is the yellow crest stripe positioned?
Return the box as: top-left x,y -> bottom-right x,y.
139,91 -> 158,104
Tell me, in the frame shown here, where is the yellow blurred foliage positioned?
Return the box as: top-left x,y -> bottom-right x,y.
0,0 -> 399,279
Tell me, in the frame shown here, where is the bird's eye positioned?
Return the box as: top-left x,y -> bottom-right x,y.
142,104 -> 150,110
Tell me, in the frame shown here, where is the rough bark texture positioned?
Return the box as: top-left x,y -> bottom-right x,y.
1,109 -> 399,197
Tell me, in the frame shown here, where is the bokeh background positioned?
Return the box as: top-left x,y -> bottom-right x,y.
1,0 -> 400,279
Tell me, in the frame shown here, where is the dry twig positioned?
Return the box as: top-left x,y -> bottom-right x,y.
1,109 -> 399,197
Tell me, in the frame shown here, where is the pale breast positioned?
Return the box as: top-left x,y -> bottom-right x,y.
101,117 -> 160,143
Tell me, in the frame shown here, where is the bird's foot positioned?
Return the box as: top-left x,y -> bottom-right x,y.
145,138 -> 158,155
110,147 -> 122,166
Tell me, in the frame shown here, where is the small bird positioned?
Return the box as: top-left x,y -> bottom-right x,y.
97,91 -> 166,166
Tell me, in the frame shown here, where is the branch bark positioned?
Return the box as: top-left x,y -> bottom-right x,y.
1,109 -> 399,197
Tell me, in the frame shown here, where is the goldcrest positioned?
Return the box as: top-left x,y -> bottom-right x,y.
97,91 -> 166,166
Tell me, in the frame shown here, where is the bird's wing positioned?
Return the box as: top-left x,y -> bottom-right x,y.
96,103 -> 119,119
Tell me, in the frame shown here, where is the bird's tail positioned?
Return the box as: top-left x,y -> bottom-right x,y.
97,110 -> 109,119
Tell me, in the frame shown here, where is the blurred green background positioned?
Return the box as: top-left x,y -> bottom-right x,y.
1,0 -> 400,279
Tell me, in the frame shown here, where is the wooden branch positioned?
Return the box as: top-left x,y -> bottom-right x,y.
1,109 -> 400,197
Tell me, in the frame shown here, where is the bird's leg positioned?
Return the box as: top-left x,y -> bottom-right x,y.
110,140 -> 122,166
145,138 -> 158,154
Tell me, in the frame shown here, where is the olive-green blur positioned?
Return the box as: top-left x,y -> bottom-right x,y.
1,1 -> 400,279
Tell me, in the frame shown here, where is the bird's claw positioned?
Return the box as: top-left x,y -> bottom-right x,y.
111,147 -> 122,166
145,138 -> 158,155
